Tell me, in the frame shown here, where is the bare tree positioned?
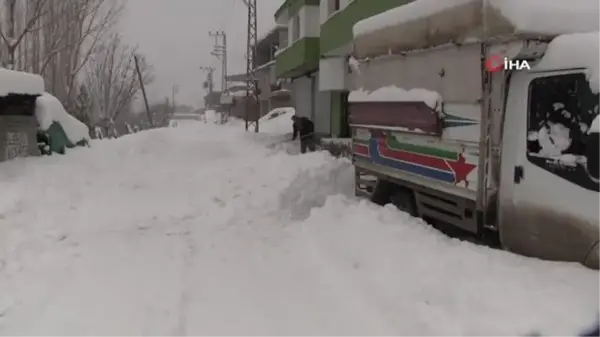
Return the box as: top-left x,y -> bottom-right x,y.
62,0 -> 126,107
0,0 -> 125,115
0,0 -> 48,69
84,33 -> 154,130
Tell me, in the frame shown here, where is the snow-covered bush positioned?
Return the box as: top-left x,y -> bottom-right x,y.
35,92 -> 90,154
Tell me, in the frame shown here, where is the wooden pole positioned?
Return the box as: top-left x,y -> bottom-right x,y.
134,54 -> 152,127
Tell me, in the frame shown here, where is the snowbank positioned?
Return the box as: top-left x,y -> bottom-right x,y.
35,93 -> 90,144
258,107 -> 295,135
353,0 -> 599,58
534,32 -> 600,93
0,122 -> 596,335
349,86 -> 442,109
0,68 -> 44,96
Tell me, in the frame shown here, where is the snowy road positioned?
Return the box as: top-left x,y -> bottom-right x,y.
0,121 -> 597,335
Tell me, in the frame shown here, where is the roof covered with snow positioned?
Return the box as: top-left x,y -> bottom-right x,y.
349,86 -> 442,110
353,0 -> 600,58
0,68 -> 44,96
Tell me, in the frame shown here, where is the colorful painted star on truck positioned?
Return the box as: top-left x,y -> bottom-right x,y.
353,132 -> 477,189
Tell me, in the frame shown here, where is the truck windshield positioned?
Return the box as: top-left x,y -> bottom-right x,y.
527,72 -> 599,191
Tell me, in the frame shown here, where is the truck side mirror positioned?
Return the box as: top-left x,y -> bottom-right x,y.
585,132 -> 599,180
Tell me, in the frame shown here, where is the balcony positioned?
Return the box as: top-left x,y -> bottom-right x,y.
275,37 -> 319,79
320,0 -> 414,55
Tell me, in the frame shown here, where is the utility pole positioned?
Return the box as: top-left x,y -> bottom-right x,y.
209,30 -> 228,123
171,85 -> 178,115
133,54 -> 152,127
242,0 -> 259,132
200,66 -> 215,107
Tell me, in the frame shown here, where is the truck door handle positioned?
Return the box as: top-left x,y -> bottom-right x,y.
514,165 -> 524,184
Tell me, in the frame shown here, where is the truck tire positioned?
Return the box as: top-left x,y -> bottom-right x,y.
371,179 -> 418,217
370,179 -> 396,206
390,187 -> 418,217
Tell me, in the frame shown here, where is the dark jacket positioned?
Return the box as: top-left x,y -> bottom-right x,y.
292,117 -> 314,140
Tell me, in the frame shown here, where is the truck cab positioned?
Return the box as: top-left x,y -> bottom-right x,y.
499,35 -> 599,267
349,0 -> 599,268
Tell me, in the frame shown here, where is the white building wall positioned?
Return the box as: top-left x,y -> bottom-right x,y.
292,77 -> 312,119
313,72 -> 331,134
319,57 -> 347,91
299,6 -> 320,38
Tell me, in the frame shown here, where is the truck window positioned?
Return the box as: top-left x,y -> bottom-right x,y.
527,73 -> 599,192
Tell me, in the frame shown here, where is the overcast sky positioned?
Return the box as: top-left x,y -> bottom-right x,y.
119,0 -> 282,108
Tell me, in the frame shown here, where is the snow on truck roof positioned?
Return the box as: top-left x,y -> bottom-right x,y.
0,68 -> 44,96
353,0 -> 599,58
534,31 -> 599,93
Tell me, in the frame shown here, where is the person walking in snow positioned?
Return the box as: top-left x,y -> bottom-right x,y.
291,115 -> 316,154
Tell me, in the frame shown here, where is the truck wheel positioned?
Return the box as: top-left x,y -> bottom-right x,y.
370,179 -> 396,206
390,188 -> 418,217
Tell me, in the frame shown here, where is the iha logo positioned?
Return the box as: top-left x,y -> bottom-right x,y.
485,54 -> 531,72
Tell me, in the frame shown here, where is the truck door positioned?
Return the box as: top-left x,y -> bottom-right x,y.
500,70 -> 599,264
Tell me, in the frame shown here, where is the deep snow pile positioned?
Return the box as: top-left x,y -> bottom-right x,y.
0,122 -> 597,335
35,93 -> 90,144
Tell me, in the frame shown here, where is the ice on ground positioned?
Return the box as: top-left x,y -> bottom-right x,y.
0,68 -> 44,96
35,93 -> 90,144
353,0 -> 599,39
350,86 -> 442,110
0,121 -> 597,335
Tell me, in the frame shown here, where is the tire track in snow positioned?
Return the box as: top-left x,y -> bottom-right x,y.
170,215 -> 196,336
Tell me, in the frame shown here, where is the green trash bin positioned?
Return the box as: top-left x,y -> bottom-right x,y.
41,120 -> 89,155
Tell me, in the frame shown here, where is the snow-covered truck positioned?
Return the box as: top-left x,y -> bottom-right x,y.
349,0 -> 599,268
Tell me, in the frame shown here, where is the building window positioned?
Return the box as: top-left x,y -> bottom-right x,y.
291,15 -> 300,41
328,0 -> 340,15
